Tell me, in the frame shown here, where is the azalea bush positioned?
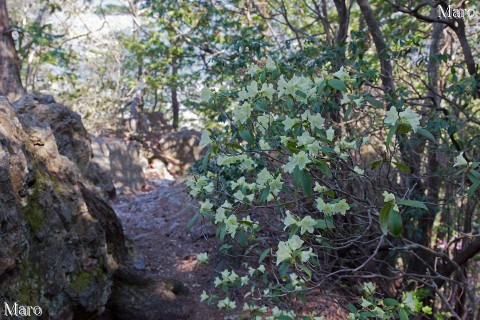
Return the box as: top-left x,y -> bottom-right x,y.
186,57 -> 480,319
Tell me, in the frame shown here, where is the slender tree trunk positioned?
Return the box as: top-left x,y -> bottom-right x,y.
330,0 -> 350,125
453,19 -> 479,97
171,56 -> 179,130
333,0 -> 349,45
0,0 -> 25,102
356,0 -> 395,98
424,18 -> 444,244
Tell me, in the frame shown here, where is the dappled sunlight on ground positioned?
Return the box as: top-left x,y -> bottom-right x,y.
111,174 -> 222,320
174,254 -> 200,273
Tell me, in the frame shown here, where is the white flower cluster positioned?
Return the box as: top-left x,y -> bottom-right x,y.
283,210 -> 317,234
213,200 -> 258,237
217,297 -> 236,310
185,175 -> 214,197
193,58 -> 368,314
276,235 -> 315,265
384,106 -> 421,132
214,269 -> 240,287
216,154 -> 257,171
316,198 -> 350,216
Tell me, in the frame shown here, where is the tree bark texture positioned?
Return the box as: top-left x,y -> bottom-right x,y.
357,0 -> 395,97
171,56 -> 180,130
0,0 -> 25,102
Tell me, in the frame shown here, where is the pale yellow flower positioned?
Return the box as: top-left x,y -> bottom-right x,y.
283,210 -> 297,230
298,215 -> 316,234
384,106 -> 399,126
383,191 -> 395,203
453,152 -> 468,167
399,107 -> 421,132
266,56 -> 276,70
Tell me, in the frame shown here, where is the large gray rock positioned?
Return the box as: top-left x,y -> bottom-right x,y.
0,96 -> 188,319
13,92 -> 116,198
13,92 -> 92,174
91,137 -> 147,193
156,129 -> 202,175
0,96 -> 113,319
89,136 -> 117,198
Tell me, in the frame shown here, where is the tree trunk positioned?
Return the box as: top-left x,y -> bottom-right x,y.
357,0 -> 395,98
0,0 -> 25,102
171,56 -> 179,130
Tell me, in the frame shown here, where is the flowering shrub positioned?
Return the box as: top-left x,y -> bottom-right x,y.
187,58 -> 479,318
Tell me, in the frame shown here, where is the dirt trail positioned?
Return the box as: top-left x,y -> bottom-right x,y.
111,176 -> 223,320
110,171 -> 348,320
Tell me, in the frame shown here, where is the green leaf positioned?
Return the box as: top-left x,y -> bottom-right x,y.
328,79 -> 347,92
295,90 -> 307,98
239,130 -> 254,144
258,98 -> 267,110
260,71 -> 266,82
278,261 -> 289,277
386,124 -> 397,149
237,231 -> 248,246
467,180 -> 480,198
379,203 -> 393,235
371,160 -> 383,170
393,162 -> 411,173
364,95 -> 383,108
359,311 -> 376,318
389,209 -> 403,237
300,170 -> 313,197
397,199 -> 428,211
219,243 -> 232,252
286,97 -> 294,110
253,99 -> 267,112
314,219 -> 327,229
398,308 -> 409,320
289,225 -> 299,238
469,170 -> 480,181
319,146 -> 334,154
202,147 -> 212,171
344,104 -> 353,121
219,226 -> 226,241
346,304 -> 358,313
259,248 -> 270,263
314,160 -> 333,178
297,263 -> 312,279
417,128 -> 436,143
397,124 -> 411,134
324,190 -> 335,198
238,220 -> 253,228
384,298 -> 400,306
224,143 -> 243,151
325,215 -> 335,230
259,186 -> 271,203
186,210 -> 200,231
293,166 -> 302,187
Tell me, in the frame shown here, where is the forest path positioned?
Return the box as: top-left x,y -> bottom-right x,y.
111,173 -> 223,320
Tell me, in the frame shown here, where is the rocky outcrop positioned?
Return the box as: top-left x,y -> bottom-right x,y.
106,139 -> 147,193
90,136 -> 147,193
0,95 -> 188,319
157,129 -> 202,175
142,129 -> 202,177
1,95 -> 112,319
13,92 -> 116,199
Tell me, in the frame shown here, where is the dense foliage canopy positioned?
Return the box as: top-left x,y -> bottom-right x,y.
2,0 -> 479,318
